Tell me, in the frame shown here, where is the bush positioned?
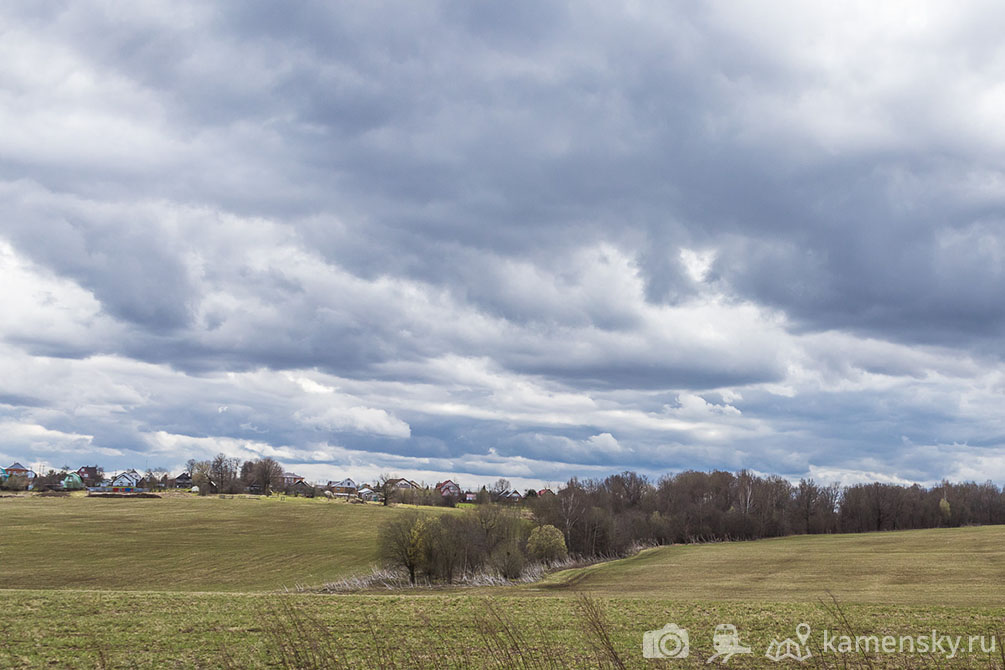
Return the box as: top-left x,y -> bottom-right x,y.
490,541 -> 525,580
526,525 -> 567,565
1,474 -> 28,491
377,511 -> 427,585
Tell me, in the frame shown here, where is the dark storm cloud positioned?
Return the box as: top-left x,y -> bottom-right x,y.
3,1 -> 1005,484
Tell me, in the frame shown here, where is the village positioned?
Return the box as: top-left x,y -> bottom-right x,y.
0,460 -> 550,505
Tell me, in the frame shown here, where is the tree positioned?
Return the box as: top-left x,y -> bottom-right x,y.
378,511 -> 427,585
378,473 -> 395,507
210,453 -> 242,493
251,458 -> 283,495
143,468 -> 169,490
3,474 -> 28,491
240,460 -> 255,487
526,524 -> 567,566
190,460 -> 212,495
491,478 -> 511,498
421,515 -> 468,584
939,496 -> 952,523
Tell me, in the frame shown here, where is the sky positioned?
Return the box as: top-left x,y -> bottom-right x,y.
2,1 -> 1005,490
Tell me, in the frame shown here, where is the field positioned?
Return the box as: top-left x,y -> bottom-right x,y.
539,526 -> 1005,606
0,493 -> 450,591
1,495 -> 1004,669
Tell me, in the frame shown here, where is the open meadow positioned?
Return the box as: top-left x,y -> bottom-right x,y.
0,493 -> 453,591
1,495 -> 1003,668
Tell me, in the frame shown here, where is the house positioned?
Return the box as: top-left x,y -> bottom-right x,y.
174,472 -> 193,489
498,489 -> 523,502
291,479 -> 313,496
357,487 -> 377,502
327,478 -> 357,495
537,488 -> 555,497
281,472 -> 305,488
386,478 -> 420,490
463,491 -> 477,503
76,466 -> 102,487
435,480 -> 462,498
5,462 -> 36,479
109,469 -> 142,489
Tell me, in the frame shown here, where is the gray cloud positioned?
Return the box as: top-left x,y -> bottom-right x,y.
2,1 -> 1005,486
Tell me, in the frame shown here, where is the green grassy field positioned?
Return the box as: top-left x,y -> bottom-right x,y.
0,493 -> 448,591
534,525 -> 1005,606
1,495 -> 1003,668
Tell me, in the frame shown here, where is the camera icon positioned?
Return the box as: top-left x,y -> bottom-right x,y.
642,623 -> 690,659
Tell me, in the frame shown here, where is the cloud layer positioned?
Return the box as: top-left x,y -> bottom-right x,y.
3,1 -> 1005,487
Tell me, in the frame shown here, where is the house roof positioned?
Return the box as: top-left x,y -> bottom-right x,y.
329,478 -> 356,488
7,462 -> 27,471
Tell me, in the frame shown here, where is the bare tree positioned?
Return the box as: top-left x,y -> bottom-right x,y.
378,473 -> 395,506
210,453 -> 242,493
252,458 -> 284,495
190,460 -> 212,495
378,511 -> 427,585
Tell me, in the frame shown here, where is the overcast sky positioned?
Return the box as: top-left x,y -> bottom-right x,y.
3,1 -> 1005,489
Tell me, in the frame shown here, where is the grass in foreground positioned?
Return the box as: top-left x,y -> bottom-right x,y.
1,590 -> 1003,668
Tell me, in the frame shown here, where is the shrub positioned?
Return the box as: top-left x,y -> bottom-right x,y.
490,541 -> 525,580
526,524 -> 567,565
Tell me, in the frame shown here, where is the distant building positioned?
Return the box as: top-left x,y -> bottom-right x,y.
498,489 -> 523,502
327,478 -> 357,495
281,472 -> 305,488
435,480 -> 462,498
174,472 -> 193,489
5,462 -> 36,479
386,478 -> 420,490
76,466 -> 102,487
109,469 -> 142,489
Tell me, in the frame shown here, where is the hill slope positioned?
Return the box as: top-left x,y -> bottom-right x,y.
0,494 -> 444,591
538,525 -> 1005,606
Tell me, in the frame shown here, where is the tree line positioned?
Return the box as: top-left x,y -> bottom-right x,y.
378,470 -> 1005,583
530,471 -> 1005,557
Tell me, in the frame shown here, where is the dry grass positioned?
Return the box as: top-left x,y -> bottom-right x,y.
0,494 -> 449,591
536,525 -> 1005,606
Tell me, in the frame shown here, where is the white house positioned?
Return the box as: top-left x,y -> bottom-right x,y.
327,478 -> 357,494
109,469 -> 142,488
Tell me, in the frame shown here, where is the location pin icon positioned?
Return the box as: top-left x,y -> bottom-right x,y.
796,623 -> 811,645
